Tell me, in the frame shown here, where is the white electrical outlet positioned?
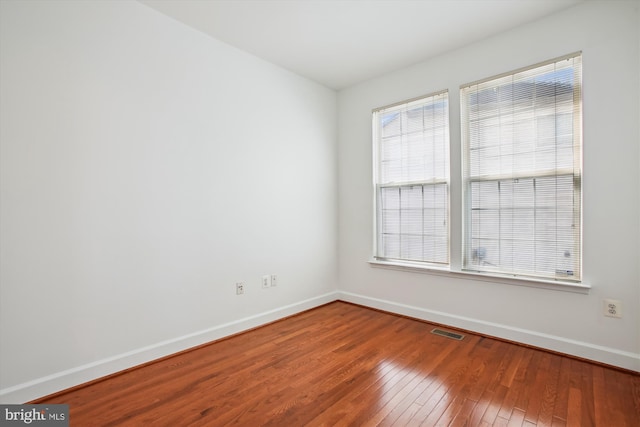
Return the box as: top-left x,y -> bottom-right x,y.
270,274 -> 277,287
262,275 -> 271,288
236,283 -> 244,295
603,299 -> 622,318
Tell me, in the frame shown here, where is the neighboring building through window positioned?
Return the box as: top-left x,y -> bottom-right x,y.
373,92 -> 450,266
460,53 -> 583,281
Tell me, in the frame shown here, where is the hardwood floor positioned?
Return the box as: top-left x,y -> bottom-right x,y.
35,301 -> 640,426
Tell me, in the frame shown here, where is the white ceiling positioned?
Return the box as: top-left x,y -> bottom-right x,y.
139,0 -> 584,90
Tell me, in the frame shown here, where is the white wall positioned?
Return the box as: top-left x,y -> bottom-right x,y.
338,0 -> 640,371
0,0 -> 337,402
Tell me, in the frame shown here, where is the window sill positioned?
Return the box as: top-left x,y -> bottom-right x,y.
368,259 -> 591,294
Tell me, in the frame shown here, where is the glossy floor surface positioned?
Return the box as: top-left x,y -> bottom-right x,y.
37,302 -> 640,426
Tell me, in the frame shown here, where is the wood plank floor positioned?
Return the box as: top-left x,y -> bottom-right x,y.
35,301 -> 640,426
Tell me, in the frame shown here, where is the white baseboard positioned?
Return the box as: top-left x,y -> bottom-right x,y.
0,292 -> 339,404
3,289 -> 637,403
337,291 -> 640,373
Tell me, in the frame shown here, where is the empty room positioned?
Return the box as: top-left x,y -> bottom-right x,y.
0,0 -> 638,425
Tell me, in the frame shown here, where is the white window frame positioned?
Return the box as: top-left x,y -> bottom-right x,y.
372,91 -> 450,268
461,53 -> 583,282
370,53 -> 588,292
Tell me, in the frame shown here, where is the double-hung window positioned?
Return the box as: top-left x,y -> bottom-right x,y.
373,91 -> 450,266
461,53 -> 583,281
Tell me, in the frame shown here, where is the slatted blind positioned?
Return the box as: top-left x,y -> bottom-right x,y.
461,53 -> 582,280
374,91 -> 450,265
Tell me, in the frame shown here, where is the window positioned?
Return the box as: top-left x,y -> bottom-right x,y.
373,92 -> 450,266
461,53 -> 582,281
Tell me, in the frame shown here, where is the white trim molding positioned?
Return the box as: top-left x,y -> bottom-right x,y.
3,289 -> 637,404
337,291 -> 640,373
369,260 -> 591,294
0,292 -> 339,404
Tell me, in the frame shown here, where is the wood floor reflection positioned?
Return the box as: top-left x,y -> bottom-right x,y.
35,301 -> 640,426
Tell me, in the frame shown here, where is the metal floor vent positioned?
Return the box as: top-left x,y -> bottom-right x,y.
431,328 -> 465,340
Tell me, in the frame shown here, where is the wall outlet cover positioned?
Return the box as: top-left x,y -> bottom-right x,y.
603,299 -> 622,318
262,275 -> 271,288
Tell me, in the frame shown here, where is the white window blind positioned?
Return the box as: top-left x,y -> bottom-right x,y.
461,53 -> 582,281
374,91 -> 450,265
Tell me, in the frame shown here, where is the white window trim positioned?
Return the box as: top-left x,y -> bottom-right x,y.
368,258 -> 590,294
460,52 -> 583,282
372,90 -> 451,267
369,53 -> 587,293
